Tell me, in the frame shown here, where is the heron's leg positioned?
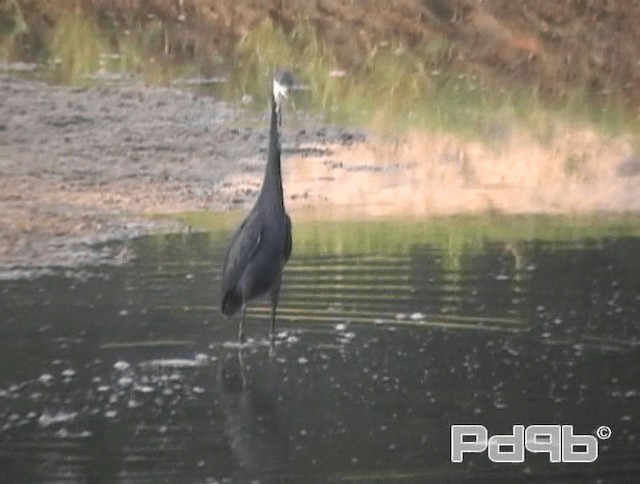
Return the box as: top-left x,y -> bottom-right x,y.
269,273 -> 283,351
237,348 -> 247,387
269,299 -> 277,350
238,304 -> 247,343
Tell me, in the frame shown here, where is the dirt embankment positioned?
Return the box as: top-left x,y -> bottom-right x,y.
14,0 -> 640,111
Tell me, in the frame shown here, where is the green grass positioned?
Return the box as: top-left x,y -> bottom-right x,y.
0,0 -> 29,60
49,14 -> 108,83
173,211 -> 640,262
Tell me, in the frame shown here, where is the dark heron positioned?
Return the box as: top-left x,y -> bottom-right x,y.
220,71 -> 294,346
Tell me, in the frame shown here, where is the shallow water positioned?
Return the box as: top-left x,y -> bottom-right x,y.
1,217 -> 639,482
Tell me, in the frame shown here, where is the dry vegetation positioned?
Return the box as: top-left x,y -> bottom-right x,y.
6,0 -> 640,115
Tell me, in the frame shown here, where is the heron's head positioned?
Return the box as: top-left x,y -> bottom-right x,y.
272,70 -> 294,106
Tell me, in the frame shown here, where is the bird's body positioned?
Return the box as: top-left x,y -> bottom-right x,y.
220,72 -> 293,346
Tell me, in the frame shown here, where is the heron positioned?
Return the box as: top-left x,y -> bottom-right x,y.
220,71 -> 294,348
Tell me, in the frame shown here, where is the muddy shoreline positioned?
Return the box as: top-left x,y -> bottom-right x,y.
2,73 -> 639,278
0,74 -> 360,276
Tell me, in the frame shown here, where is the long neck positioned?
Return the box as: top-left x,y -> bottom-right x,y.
258,93 -> 284,209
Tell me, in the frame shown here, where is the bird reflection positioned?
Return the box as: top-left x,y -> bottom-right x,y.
216,349 -> 290,479
83,413 -> 122,483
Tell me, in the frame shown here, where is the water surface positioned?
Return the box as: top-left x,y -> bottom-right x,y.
1,216 -> 639,482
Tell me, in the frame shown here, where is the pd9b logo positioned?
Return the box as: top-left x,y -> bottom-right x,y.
451,425 -> 602,463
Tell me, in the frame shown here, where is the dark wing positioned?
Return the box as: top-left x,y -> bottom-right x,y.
221,210 -> 264,312
283,213 -> 292,262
